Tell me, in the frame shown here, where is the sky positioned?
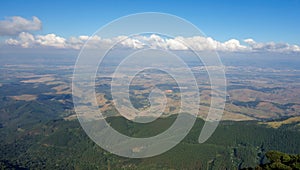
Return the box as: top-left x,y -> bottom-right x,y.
0,0 -> 300,55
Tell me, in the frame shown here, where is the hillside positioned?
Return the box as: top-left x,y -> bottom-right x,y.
1,113 -> 300,169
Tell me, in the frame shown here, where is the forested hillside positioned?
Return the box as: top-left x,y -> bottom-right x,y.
1,110 -> 300,169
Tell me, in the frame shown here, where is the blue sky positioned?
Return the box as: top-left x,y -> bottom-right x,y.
0,0 -> 299,44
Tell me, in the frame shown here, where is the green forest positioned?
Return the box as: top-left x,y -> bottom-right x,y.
1,97 -> 300,169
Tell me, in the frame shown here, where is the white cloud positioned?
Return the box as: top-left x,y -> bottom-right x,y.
166,38 -> 188,50
173,36 -> 248,52
6,32 -> 35,48
1,16 -> 299,54
0,16 -> 42,36
244,38 -> 255,45
244,39 -> 300,52
35,34 -> 66,48
6,32 -> 66,48
4,32 -> 300,53
223,39 -> 247,51
120,37 -> 144,49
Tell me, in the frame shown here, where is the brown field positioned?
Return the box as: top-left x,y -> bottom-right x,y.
10,94 -> 37,101
7,64 -> 300,125
51,84 -> 71,94
21,76 -> 56,83
261,116 -> 300,128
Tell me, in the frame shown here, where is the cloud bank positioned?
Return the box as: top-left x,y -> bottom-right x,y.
0,16 -> 42,36
5,32 -> 300,53
1,16 -> 299,54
